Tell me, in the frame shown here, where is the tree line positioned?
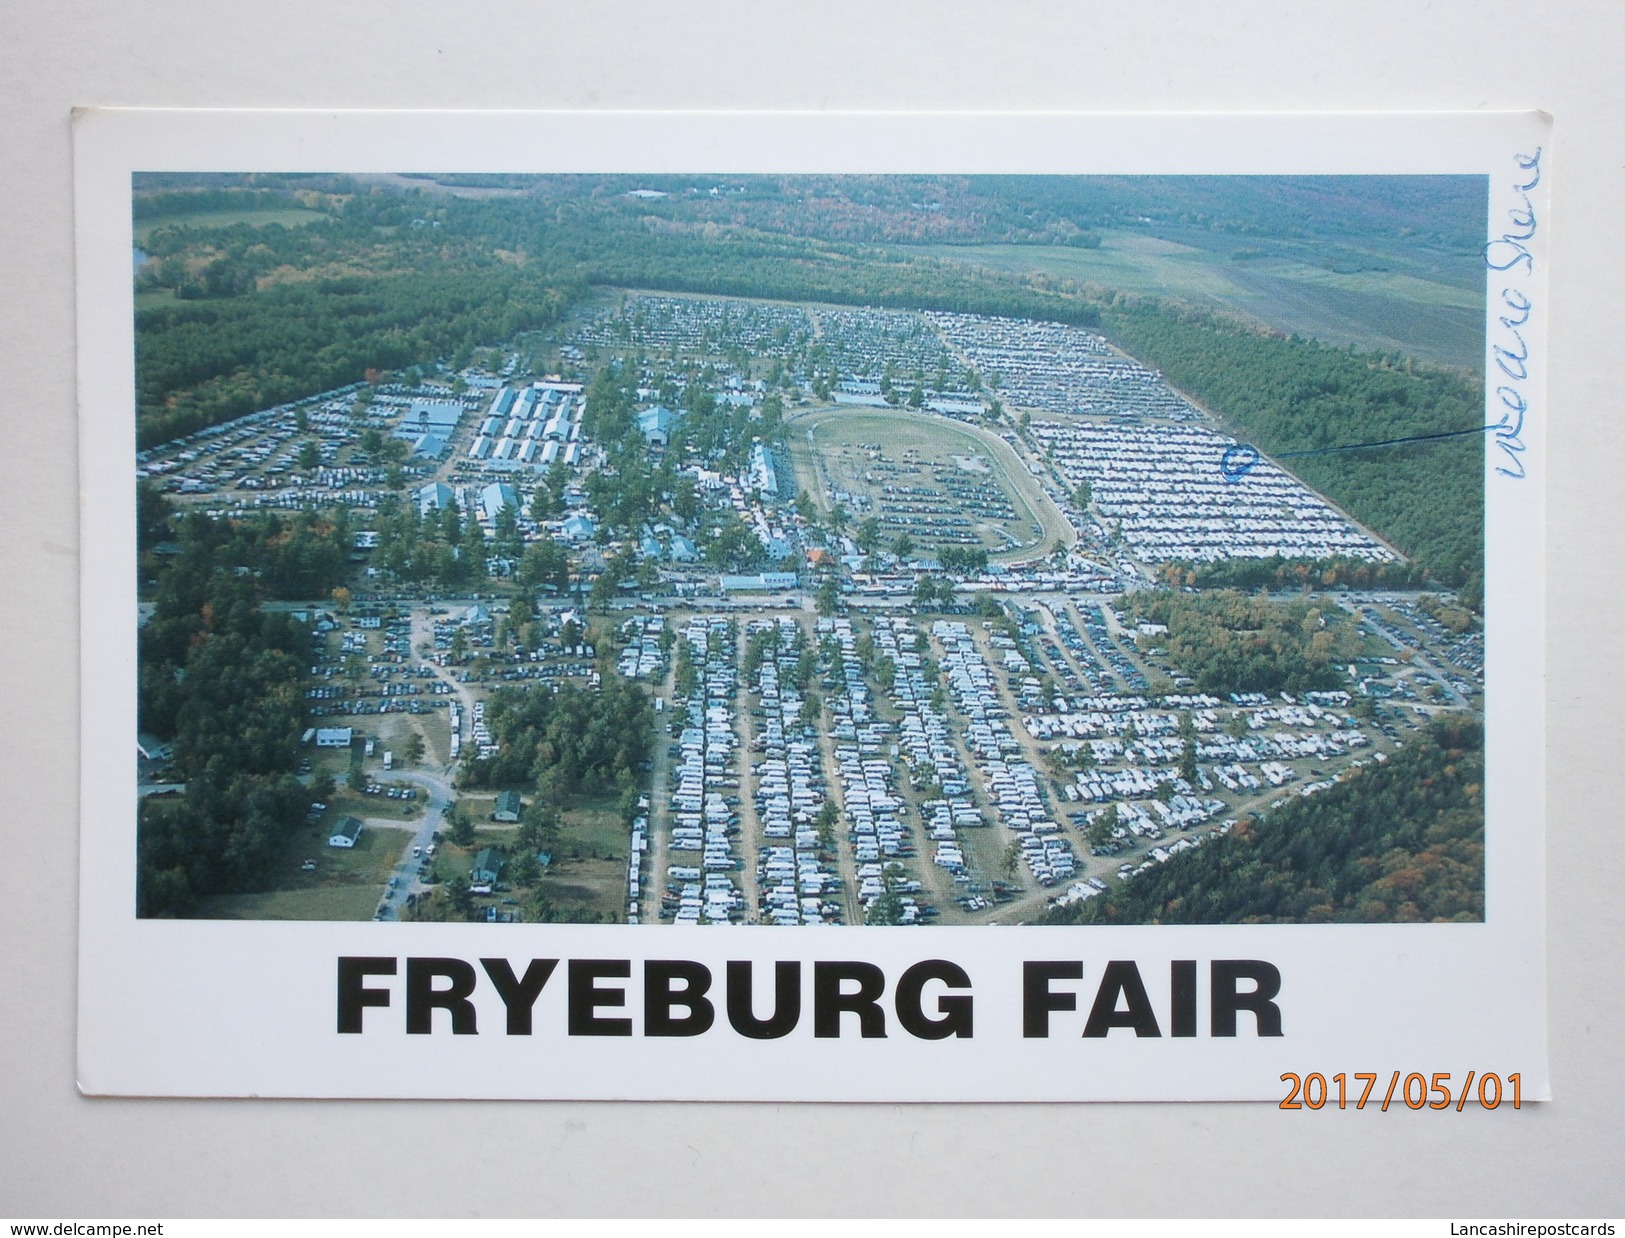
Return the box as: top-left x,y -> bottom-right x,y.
1158,555 -> 1433,596
137,266 -> 582,448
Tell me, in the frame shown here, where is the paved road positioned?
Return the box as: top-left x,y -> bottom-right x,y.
642,662 -> 678,923
1357,609 -> 1472,709
371,766 -> 455,921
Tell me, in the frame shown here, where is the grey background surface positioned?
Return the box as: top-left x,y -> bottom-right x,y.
3,0 -> 1620,1218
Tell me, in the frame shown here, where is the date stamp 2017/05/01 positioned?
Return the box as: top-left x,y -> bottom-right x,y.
1281,1072 -> 1525,1111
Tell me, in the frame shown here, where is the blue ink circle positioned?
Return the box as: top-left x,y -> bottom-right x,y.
1220,444 -> 1260,483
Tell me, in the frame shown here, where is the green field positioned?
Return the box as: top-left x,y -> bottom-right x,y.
908,231 -> 1485,371
134,205 -> 328,245
196,818 -> 409,921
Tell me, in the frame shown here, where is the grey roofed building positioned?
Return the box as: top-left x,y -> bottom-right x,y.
471,847 -> 503,886
493,790 -> 523,822
328,815 -> 364,848
394,399 -> 464,437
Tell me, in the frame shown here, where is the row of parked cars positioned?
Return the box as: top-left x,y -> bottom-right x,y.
664,617 -> 744,924
752,617 -> 842,925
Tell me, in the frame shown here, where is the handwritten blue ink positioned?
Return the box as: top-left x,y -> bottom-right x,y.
1485,146 -> 1541,479
1218,426 -> 1508,480
1219,444 -> 1260,483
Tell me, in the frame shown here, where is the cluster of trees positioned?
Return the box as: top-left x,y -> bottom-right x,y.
1098,299 -> 1484,590
1158,555 -> 1432,595
693,513 -> 762,574
1119,588 -> 1362,696
370,493 -> 502,589
139,495 -> 353,600
460,673 -> 653,803
515,537 -> 572,594
743,620 -> 815,687
912,575 -> 959,610
577,357 -> 772,558
137,511 -> 327,917
936,545 -> 989,572
1044,718 -> 1485,925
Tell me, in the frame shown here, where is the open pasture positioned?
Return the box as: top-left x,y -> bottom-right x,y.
133,205 -> 330,245
910,229 -> 1485,372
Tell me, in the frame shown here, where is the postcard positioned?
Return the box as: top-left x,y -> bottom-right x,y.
76,109 -> 1548,1100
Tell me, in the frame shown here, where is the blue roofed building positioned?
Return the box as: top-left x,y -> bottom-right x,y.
417,481 -> 455,515
480,482 -> 519,522
392,399 -> 464,445
560,513 -> 599,542
636,406 -> 680,447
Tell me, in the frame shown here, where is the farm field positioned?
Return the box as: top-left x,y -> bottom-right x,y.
908,231 -> 1485,371
133,205 -> 329,245
786,406 -> 1074,562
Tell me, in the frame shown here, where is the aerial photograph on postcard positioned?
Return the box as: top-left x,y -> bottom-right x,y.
131,172 -> 1489,927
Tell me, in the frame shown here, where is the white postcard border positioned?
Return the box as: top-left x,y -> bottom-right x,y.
76,109 -> 1548,1101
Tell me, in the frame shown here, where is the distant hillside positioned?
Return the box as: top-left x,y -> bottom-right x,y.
433,172 -> 1486,256
136,170 -> 1485,253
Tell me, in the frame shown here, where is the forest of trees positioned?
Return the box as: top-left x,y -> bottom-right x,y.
370,490 -> 520,591
1118,589 -> 1363,696
136,267 -> 581,447
1042,717 -> 1485,925
136,504 -> 349,916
